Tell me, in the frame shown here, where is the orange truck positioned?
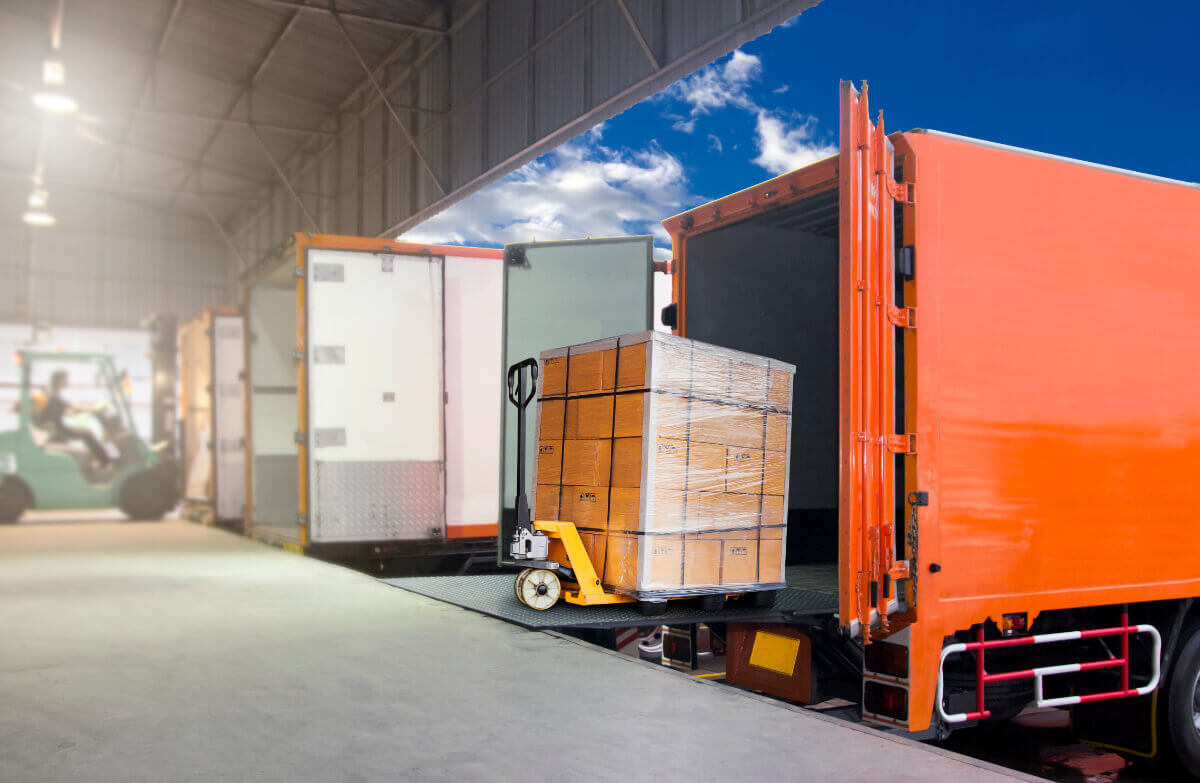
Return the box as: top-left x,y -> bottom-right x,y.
661,81 -> 1200,768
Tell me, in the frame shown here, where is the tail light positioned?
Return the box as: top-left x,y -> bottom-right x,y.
864,681 -> 908,721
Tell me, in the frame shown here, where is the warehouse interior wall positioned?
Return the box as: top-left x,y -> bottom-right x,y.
0,186 -> 235,330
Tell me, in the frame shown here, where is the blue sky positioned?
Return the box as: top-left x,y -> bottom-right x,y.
404,0 -> 1200,254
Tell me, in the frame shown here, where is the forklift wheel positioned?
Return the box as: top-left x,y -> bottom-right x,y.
0,476 -> 30,524
118,469 -> 177,521
516,569 -> 561,611
514,568 -> 533,601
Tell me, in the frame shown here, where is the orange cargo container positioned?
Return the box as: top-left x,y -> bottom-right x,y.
662,81 -> 1200,764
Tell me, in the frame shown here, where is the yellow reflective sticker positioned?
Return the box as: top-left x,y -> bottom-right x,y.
748,631 -> 800,676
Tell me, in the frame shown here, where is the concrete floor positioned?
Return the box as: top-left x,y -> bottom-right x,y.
0,521 -> 1037,782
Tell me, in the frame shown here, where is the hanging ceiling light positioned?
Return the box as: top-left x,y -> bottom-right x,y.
22,187 -> 56,227
31,56 -> 77,114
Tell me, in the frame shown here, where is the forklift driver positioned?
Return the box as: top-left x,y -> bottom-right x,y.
36,370 -> 111,468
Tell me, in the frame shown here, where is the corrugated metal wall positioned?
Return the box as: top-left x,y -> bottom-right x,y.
0,187 -> 233,329
230,0 -> 819,268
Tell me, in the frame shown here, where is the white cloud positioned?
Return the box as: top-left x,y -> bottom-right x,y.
659,49 -> 834,177
401,134 -> 690,254
664,49 -> 761,132
752,111 -> 837,175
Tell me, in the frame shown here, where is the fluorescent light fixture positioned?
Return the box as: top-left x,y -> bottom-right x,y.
43,58 -> 65,86
28,188 -> 48,209
31,90 -> 78,114
22,209 -> 56,227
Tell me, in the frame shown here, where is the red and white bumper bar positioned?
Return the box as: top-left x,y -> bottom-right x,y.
936,614 -> 1161,724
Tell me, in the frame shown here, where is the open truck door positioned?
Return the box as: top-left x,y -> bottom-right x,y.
499,237 -> 655,560
838,81 -> 912,640
302,248 -> 446,543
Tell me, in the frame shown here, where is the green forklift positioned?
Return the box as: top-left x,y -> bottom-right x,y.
0,350 -> 179,523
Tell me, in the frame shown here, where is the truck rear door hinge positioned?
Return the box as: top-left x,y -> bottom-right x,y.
294,430 -> 306,445
887,178 -> 914,204
886,433 -> 916,454
887,305 -> 916,328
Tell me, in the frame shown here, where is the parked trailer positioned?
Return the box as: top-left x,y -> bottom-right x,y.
178,306 -> 246,527
659,82 -> 1200,768
242,234 -> 504,570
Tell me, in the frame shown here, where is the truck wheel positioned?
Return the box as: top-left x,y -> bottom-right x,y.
118,469 -> 177,521
0,477 -> 30,523
1165,622 -> 1200,775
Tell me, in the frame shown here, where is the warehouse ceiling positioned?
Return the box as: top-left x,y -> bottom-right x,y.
0,0 -> 818,319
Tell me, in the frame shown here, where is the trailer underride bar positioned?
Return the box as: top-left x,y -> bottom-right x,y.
935,614 -> 1161,724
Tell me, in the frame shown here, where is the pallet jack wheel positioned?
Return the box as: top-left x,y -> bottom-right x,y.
514,568 -> 533,601
516,569 -> 561,611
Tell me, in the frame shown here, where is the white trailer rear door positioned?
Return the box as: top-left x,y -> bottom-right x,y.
212,314 -> 245,521
304,248 -> 446,543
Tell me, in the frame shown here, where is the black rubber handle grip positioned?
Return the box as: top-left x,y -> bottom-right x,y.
506,358 -> 538,409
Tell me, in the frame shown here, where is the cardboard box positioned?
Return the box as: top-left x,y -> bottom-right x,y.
534,484 -> 559,521
567,347 -> 617,395
561,439 -> 611,486
611,437 -> 642,488
564,395 -> 614,439
538,398 -> 564,439
654,438 -> 725,492
616,342 -> 648,390
613,392 -> 645,437
759,525 -> 785,583
560,485 -> 609,528
535,440 -> 563,486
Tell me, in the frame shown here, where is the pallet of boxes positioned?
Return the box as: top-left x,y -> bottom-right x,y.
533,331 -> 793,608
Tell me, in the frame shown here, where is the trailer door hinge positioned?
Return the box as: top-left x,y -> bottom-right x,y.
887,305 -> 916,328
887,178 -> 914,204
293,348 -> 305,362
294,430 -> 306,445
886,433 -> 916,454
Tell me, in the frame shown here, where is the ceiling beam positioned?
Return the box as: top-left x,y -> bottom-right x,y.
331,9 -> 446,196
230,3 -> 477,239
105,0 -> 185,181
241,0 -> 448,36
164,9 -> 303,212
615,0 -> 660,70
193,190 -> 251,269
249,123 -> 319,232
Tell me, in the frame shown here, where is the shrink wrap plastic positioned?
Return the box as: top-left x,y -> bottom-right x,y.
532,331 -> 794,599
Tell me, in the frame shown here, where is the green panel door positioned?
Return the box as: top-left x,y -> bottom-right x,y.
500,237 -> 654,558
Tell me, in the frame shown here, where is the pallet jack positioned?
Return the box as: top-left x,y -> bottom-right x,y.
506,359 -> 775,614
507,358 -> 637,611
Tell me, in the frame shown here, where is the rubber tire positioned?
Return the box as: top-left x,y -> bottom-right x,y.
0,476 -> 30,524
751,589 -> 777,608
117,469 -> 177,521
1165,621 -> 1200,776
514,569 -> 533,601
637,600 -> 668,617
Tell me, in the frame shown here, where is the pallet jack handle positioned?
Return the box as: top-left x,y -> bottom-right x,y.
507,358 -> 539,535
